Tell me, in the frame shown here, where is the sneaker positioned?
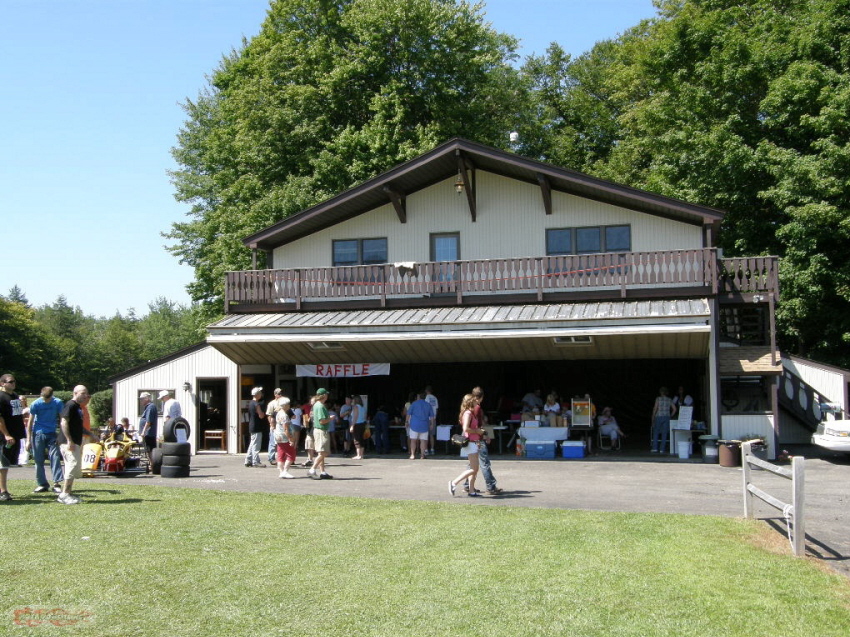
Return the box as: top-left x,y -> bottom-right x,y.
650,449 -> 658,453
302,460 -> 313,468
52,484 -> 62,494
244,462 -> 253,467
57,493 -> 80,505
0,491 -> 13,502
33,485 -> 49,493
279,472 -> 295,479
448,481 -> 456,496
486,488 -> 504,495
318,472 -> 333,479
468,491 -> 482,498
307,468 -> 316,477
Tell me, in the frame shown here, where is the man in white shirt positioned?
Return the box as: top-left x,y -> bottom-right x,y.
159,390 -> 182,429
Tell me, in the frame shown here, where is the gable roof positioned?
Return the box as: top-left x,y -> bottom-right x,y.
244,137 -> 725,251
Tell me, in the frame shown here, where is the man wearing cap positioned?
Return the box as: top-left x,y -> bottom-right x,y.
244,387 -> 267,467
308,388 -> 333,479
25,386 -> 64,494
265,388 -> 284,465
159,390 -> 182,430
139,392 -> 158,458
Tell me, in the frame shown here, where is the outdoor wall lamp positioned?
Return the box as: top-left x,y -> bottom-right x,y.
454,169 -> 464,194
182,381 -> 191,392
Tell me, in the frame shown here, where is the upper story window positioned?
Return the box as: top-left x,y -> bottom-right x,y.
333,238 -> 388,266
430,232 -> 460,261
546,225 -> 631,255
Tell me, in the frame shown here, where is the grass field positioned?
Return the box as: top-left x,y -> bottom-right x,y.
3,479 -> 849,636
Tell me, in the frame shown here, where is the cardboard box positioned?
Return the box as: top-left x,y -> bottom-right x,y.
561,441 -> 585,459
525,441 -> 557,459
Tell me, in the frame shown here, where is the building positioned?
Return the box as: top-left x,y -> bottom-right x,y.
116,138 -> 782,456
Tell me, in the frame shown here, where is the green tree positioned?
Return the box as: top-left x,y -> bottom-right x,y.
136,297 -> 205,361
167,0 -> 524,318
0,297 -> 57,393
555,0 -> 850,365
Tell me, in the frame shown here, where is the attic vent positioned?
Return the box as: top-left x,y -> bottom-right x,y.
553,335 -> 593,346
308,342 -> 346,351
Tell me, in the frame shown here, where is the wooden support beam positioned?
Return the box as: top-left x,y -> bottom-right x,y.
383,187 -> 407,223
537,173 -> 553,215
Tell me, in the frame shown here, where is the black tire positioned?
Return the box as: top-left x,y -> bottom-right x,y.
161,454 -> 191,467
161,464 -> 190,478
150,448 -> 163,475
161,442 -> 191,456
163,417 -> 191,443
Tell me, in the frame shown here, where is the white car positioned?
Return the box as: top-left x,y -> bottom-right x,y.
812,403 -> 850,453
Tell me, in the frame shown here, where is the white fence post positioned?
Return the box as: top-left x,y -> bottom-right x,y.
741,441 -> 806,557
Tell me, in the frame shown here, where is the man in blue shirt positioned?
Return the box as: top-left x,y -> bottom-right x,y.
139,392 -> 158,458
26,386 -> 64,493
406,391 -> 434,460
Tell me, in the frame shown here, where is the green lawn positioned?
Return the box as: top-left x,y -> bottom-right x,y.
3,480 -> 849,636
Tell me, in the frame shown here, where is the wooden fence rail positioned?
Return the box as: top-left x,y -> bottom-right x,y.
742,441 -> 806,557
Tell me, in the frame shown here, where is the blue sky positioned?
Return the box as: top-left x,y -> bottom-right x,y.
2,0 -> 657,317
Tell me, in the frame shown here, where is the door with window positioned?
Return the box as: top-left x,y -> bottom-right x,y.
430,232 -> 459,289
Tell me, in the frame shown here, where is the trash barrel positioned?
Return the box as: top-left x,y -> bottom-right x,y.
698,435 -> 719,464
718,440 -> 741,467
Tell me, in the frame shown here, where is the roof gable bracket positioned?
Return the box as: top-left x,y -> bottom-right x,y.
382,186 -> 407,223
457,151 -> 477,222
537,173 -> 553,215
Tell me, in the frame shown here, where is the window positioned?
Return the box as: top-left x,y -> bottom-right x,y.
430,233 -> 459,261
546,228 -> 572,255
576,227 -> 601,254
333,238 -> 387,266
546,225 -> 631,255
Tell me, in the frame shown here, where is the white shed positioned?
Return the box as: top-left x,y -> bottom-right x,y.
110,343 -> 239,454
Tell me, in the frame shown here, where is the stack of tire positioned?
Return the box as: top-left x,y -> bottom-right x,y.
151,417 -> 192,478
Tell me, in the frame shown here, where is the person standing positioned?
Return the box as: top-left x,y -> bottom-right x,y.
338,395 -> 352,455
673,386 -> 694,414
244,387 -> 267,467
266,388 -> 284,464
371,405 -> 391,454
651,387 -> 676,454
274,397 -> 296,479
138,392 -> 158,460
57,385 -> 95,504
471,387 -> 502,495
406,390 -> 433,460
350,394 -> 367,460
308,388 -> 333,479
159,390 -> 182,430
424,385 -> 439,455
25,386 -> 64,494
0,374 -> 25,501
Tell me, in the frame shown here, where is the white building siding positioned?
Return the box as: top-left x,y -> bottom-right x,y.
273,172 -> 703,268
112,346 -> 239,454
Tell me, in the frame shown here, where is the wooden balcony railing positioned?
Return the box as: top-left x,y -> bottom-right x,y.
224,249 -> 779,313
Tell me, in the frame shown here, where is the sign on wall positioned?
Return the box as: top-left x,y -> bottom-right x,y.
296,363 -> 390,378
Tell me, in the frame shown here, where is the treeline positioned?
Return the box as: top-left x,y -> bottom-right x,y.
169,0 -> 850,368
0,286 -> 204,395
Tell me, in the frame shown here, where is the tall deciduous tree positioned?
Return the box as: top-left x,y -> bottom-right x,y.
526,0 -> 850,365
167,0 -> 524,319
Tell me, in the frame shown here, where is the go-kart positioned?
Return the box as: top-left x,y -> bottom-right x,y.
82,429 -> 150,477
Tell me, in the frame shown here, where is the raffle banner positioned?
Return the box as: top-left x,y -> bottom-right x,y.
296,363 -> 390,378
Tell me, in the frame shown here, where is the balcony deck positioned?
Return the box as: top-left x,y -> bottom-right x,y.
224,249 -> 778,314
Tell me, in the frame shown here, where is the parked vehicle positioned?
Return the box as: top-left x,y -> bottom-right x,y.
812,403 -> 850,454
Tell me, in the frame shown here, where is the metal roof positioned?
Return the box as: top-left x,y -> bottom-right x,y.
207,299 -> 712,365
243,138 -> 725,251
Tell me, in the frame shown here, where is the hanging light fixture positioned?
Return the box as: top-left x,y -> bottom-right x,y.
454,169 -> 464,195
